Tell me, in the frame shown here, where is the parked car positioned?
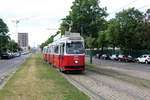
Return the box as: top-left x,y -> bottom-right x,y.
14,52 -> 21,57
125,55 -> 136,62
21,52 -> 30,55
101,54 -> 110,60
0,52 -> 12,59
118,54 -> 135,62
9,52 -> 15,58
95,53 -> 101,59
110,54 -> 118,60
136,54 -> 150,64
118,54 -> 125,61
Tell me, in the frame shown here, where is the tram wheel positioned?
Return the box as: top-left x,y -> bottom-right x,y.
59,68 -> 62,72
59,68 -> 65,73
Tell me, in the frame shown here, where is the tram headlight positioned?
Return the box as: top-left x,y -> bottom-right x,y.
75,60 -> 78,64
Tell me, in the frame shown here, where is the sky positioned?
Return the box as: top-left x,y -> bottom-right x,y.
0,0 -> 149,47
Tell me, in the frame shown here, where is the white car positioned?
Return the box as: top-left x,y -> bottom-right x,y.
137,54 -> 150,64
110,54 -> 118,60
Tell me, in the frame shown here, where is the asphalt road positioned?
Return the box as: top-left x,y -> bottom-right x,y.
86,57 -> 150,73
0,54 -> 29,77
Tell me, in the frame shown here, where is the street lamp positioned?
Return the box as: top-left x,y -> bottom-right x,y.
11,18 -> 29,41
11,20 -> 20,35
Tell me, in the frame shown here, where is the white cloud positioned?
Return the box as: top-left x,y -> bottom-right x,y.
0,0 -> 74,47
100,0 -> 150,19
0,0 -> 149,47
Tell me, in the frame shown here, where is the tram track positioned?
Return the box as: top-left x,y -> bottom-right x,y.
85,70 -> 150,100
60,65 -> 150,100
62,73 -> 106,100
47,57 -> 150,100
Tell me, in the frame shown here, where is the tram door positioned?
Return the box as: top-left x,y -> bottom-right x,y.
59,44 -> 64,68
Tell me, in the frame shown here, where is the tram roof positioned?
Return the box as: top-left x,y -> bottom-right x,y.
48,33 -> 84,46
60,33 -> 83,41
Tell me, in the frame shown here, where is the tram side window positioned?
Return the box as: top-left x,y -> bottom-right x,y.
54,46 -> 59,54
46,49 -> 48,54
49,48 -> 50,54
49,48 -> 51,54
62,44 -> 64,54
60,44 -> 64,55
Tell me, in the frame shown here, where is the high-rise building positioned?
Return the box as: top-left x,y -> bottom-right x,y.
18,33 -> 29,52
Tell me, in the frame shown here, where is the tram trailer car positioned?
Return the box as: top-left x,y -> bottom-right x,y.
42,46 -> 48,61
47,43 -> 54,65
44,33 -> 85,72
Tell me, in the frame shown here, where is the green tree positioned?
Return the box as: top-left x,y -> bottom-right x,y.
85,36 -> 96,49
40,33 -> 59,50
40,36 -> 53,50
97,31 -> 108,51
115,8 -> 143,50
60,0 -> 107,48
106,19 -> 119,50
59,16 -> 71,34
7,40 -> 22,52
0,18 -> 9,52
136,9 -> 150,49
70,0 -> 107,36
136,22 -> 150,49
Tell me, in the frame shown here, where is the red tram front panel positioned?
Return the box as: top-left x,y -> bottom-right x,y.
59,55 -> 85,71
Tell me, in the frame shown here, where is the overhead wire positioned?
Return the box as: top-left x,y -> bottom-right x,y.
106,0 -> 150,19
108,0 -> 140,15
138,4 -> 150,10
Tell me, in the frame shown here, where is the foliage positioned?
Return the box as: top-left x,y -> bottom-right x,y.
136,22 -> 150,49
106,19 -> 119,50
42,6 -> 150,51
59,16 -> 71,34
0,18 -> 10,52
114,8 -> 143,50
40,32 -> 59,50
70,0 -> 107,37
85,36 -> 96,49
40,36 -> 53,50
135,9 -> 150,49
7,40 -> 22,52
59,0 -> 107,48
97,31 -> 109,51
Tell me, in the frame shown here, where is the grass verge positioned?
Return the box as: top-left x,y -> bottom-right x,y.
0,54 -> 90,100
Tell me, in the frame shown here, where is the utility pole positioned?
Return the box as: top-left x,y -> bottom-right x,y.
11,20 -> 20,35
11,18 -> 29,52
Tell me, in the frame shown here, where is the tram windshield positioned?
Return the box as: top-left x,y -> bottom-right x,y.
66,41 -> 84,54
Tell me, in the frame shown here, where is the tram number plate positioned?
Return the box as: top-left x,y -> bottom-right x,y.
74,56 -> 79,61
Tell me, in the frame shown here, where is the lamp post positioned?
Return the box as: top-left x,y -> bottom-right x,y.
11,18 -> 29,41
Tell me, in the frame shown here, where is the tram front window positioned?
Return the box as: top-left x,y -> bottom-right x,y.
66,42 -> 84,54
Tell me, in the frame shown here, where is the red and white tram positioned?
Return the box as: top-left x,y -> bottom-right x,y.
43,33 -> 85,72
42,46 -> 48,61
